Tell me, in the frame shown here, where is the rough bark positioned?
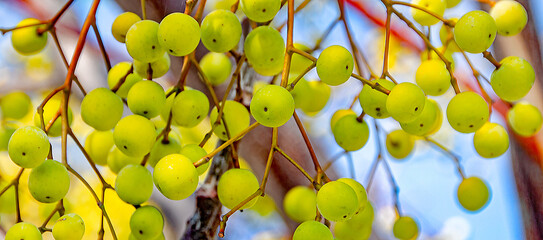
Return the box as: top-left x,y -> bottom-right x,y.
182,142 -> 231,240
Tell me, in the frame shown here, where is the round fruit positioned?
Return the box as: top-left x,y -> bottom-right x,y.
113,115 -> 157,157
445,0 -> 461,8
116,164 -> 154,205
250,195 -> 275,216
400,98 -> 441,136
334,220 -> 371,240
301,80 -> 331,114
130,206 -> 164,240
1,91 -> 32,119
217,168 -> 260,209
292,221 -> 333,240
250,85 -> 295,127
331,109 -> 356,129
283,186 -> 317,222
153,154 -> 198,200
160,93 -> 176,124
127,81 -> 166,118
490,0 -> 527,36
415,59 -> 451,96
316,45 -> 354,86
343,201 -> 374,227
11,18 -> 48,55
107,146 -> 141,174
427,102 -> 444,135
446,91 -> 489,133
457,176 -> 490,212
200,52 -> 232,85
507,102 -> 543,137
290,43 -> 314,75
180,144 -> 209,175
240,0 -> 281,22
81,88 -> 123,131
129,232 -> 164,240
289,77 -> 312,109
0,125 -> 16,151
133,53 -> 170,79
420,47 -> 456,72
386,129 -> 415,159
332,114 -> 370,152
158,13 -> 200,56
454,10 -> 497,53
337,178 -> 367,211
52,213 -> 85,240
125,20 -> 165,62
28,160 -> 70,203
411,0 -> 446,26
148,133 -> 182,168
171,89 -> 209,128
201,10 -> 242,52
210,100 -> 250,141
244,26 -> 285,76
386,82 -> 426,123
473,122 -> 509,158
439,18 -> 460,52
84,130 -> 115,166
359,79 -> 395,119
5,222 -> 42,240
393,216 -> 419,240
107,62 -> 143,98
8,126 -> 49,168
111,12 -> 142,43
316,181 -> 358,222
490,56 -> 535,102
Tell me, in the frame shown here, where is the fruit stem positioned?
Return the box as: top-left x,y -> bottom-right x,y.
380,5 -> 393,80
476,0 -> 496,7
65,164 -> 118,239
40,200 -> 65,229
140,0 -> 147,19
218,189 -> 263,237
194,122 -> 260,168
483,51 -> 502,69
91,22 -> 111,71
67,129 -> 110,187
425,137 -> 466,179
390,1 -> 454,27
312,17 -> 341,53
339,0 -> 373,77
276,0 -> 312,31
322,150 -> 348,172
460,50 -> 496,113
279,0 -> 295,88
382,158 -> 402,214
50,29 -> 87,95
293,111 -> 330,182
356,112 -> 365,123
275,146 -> 316,185
391,8 -> 461,94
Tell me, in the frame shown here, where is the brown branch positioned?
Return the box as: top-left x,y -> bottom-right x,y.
483,51 -> 502,68
279,0 -> 295,88
91,22 -> 112,71
390,7 -> 460,94
293,112 -> 329,183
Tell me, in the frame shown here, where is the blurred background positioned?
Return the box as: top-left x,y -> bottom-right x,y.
0,0 -> 542,239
